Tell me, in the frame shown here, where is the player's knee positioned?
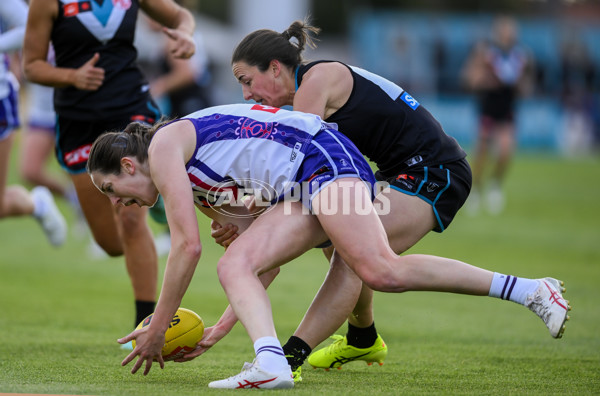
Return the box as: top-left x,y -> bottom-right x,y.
94,238 -> 123,257
217,249 -> 268,288
216,253 -> 246,286
358,271 -> 392,292
19,167 -> 37,185
94,235 -> 123,257
353,259 -> 409,293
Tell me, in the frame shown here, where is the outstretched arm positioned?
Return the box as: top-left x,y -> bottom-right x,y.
119,122 -> 202,375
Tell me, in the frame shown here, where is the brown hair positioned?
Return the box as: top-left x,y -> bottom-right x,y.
231,19 -> 321,71
86,118 -> 173,175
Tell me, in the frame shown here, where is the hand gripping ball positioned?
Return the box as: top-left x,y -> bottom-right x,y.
132,307 -> 204,361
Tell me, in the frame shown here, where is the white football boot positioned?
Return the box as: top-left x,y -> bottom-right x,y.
208,360 -> 294,389
525,277 -> 571,338
31,186 -> 68,247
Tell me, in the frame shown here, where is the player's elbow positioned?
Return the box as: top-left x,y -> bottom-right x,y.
22,60 -> 40,85
182,240 -> 202,262
172,236 -> 202,262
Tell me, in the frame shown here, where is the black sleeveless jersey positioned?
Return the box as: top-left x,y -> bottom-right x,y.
295,61 -> 466,176
51,0 -> 150,120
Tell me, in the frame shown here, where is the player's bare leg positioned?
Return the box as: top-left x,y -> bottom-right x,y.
487,122 -> 515,214
291,188 -> 435,372
0,135 -> 35,217
215,201 -> 348,387
72,173 -> 157,328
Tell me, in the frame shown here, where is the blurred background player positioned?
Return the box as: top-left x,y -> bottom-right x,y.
462,16 -> 534,215
135,10 -> 212,118
22,0 -> 196,332
0,0 -> 67,247
18,48 -> 70,199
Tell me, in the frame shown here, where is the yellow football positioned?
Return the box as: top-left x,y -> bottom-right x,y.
132,307 -> 204,361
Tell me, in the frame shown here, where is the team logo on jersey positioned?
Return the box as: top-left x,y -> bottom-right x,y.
400,92 -> 420,110
60,0 -> 131,43
426,182 -> 439,193
239,118 -> 274,139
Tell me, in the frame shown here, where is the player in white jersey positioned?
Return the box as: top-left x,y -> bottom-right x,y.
87,103 -> 569,389
0,0 -> 67,247
0,0 -> 27,139
181,104 -> 374,208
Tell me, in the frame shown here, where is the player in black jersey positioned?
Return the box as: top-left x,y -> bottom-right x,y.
87,104 -> 568,388
192,19 -> 463,379
207,19 -> 474,379
462,17 -> 533,215
23,0 -> 195,331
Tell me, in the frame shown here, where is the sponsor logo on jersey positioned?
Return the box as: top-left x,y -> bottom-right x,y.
130,114 -> 155,124
400,91 -> 420,110
63,1 -> 92,17
64,143 -> 92,166
251,104 -> 280,114
394,174 -> 418,192
405,155 -> 423,167
290,142 -> 302,162
307,165 -> 330,182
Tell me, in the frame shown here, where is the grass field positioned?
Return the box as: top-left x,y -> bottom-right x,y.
1,151 -> 599,395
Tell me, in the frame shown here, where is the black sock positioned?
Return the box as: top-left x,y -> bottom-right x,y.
282,336 -> 312,370
135,300 -> 156,328
347,322 -> 378,348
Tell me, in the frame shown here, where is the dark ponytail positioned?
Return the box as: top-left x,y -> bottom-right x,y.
232,18 -> 321,71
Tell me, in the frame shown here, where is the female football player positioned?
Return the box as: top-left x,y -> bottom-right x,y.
87,103 -> 570,389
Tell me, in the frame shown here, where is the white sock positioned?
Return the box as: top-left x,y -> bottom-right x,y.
31,191 -> 47,219
254,336 -> 289,374
488,273 -> 540,305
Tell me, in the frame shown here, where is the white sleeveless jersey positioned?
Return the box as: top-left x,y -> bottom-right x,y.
181,103 -> 325,207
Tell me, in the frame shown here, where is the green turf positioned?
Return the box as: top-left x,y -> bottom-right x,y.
1,154 -> 599,395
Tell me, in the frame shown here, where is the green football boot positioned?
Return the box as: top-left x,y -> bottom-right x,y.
307,334 -> 387,370
285,354 -> 303,383
291,365 -> 302,383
